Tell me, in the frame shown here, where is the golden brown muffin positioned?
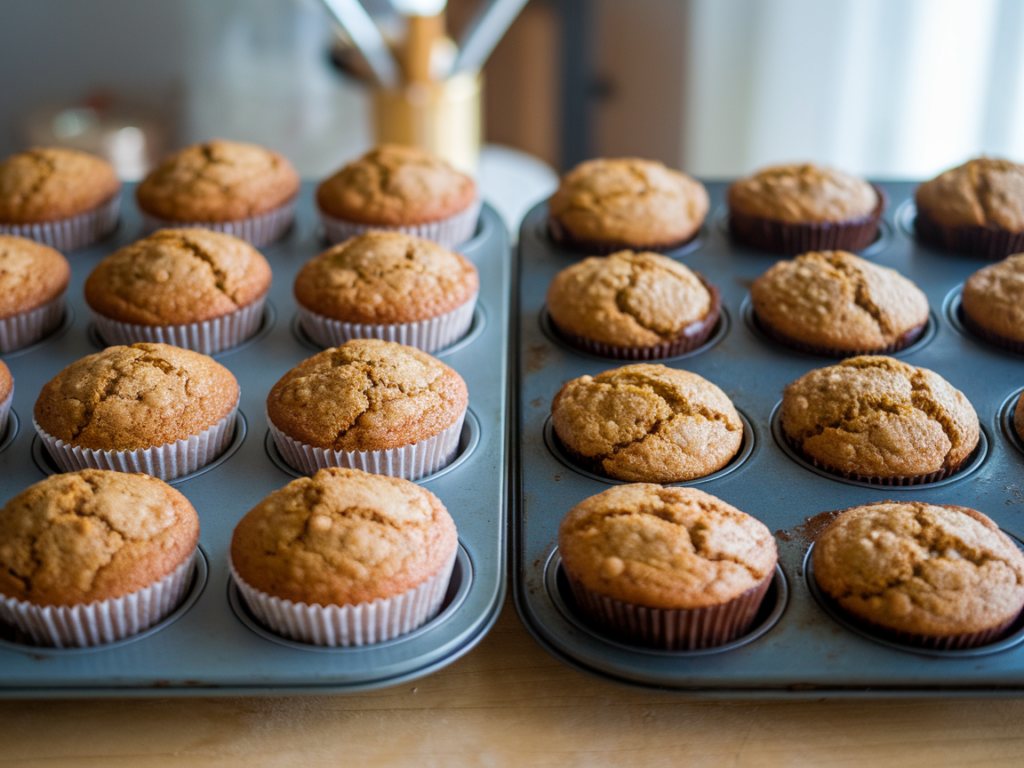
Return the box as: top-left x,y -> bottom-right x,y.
1016,393 -> 1024,444
0,469 -> 199,606
548,158 -> 709,252
231,467 -> 457,607
813,501 -> 1024,646
750,250 -> 929,355
960,253 -> 1024,351
546,250 -> 719,358
0,147 -> 120,224
0,235 -> 69,324
551,364 -> 743,483
85,228 -> 271,325
781,356 -> 980,483
0,359 -> 11,404
34,342 -> 239,452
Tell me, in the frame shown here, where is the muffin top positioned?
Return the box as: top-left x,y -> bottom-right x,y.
0,234 -> 70,320
267,339 -> 467,452
231,467 -> 457,606
916,158 -> 1024,231
750,250 -> 929,352
0,469 -> 199,606
84,228 -> 271,325
136,140 -> 299,222
961,253 -> 1024,343
294,231 -> 478,324
728,163 -> 878,224
0,359 -> 11,404
814,501 -> 1024,637
781,356 -> 979,479
34,342 -> 239,451
551,364 -> 743,483
546,250 -> 715,348
316,144 -> 476,226
0,147 -> 120,224
548,158 -> 709,248
558,484 -> 777,610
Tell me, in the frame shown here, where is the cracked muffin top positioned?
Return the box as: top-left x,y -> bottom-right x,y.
750,250 -> 928,353
813,501 -> 1024,638
294,231 -> 478,324
316,145 -> 476,226
558,484 -> 776,609
916,158 -> 1024,231
546,250 -> 715,348
781,356 -> 979,480
961,253 -> 1024,343
0,147 -> 120,224
728,163 -> 878,224
548,158 -> 709,250
0,235 -> 70,320
84,228 -> 271,325
0,469 -> 199,606
0,359 -> 11,404
136,139 -> 299,222
267,339 -> 467,452
34,342 -> 239,451
231,467 -> 457,605
551,364 -> 743,483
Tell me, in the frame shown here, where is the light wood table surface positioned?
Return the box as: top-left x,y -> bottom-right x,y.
3,594 -> 1024,767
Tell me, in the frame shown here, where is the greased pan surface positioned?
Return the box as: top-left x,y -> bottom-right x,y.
512,181 -> 1024,694
0,184 -> 508,697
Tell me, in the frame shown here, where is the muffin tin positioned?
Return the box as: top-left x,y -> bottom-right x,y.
512,181 -> 1024,694
0,184 -> 508,696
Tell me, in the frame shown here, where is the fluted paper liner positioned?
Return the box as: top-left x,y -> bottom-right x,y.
141,198 -> 296,248
0,292 -> 66,353
0,194 -> 120,252
319,199 -> 482,250
547,216 -> 702,255
0,387 -> 12,440
915,208 -> 1024,260
960,307 -> 1024,355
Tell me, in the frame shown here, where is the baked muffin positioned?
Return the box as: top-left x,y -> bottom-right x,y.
0,234 -> 70,352
34,342 -> 240,480
781,356 -> 980,484
813,501 -> 1024,649
548,158 -> 709,253
1016,392 -> 1024,445
558,484 -> 777,649
0,469 -> 199,647
267,339 -> 468,479
551,363 -> 743,483
0,147 -> 120,251
728,163 -> 883,254
136,140 -> 299,247
230,467 -> 458,645
294,231 -> 478,352
546,250 -> 720,359
960,253 -> 1024,352
915,158 -> 1024,259
0,359 -> 12,437
750,250 -> 929,356
85,228 -> 272,355
316,145 -> 479,248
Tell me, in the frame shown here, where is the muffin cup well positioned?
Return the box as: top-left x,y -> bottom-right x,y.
914,208 -> 1024,260
547,216 -> 701,255
298,292 -> 477,354
0,291 -> 65,354
0,194 -> 120,252
91,296 -> 267,356
752,308 -> 926,358
35,403 -> 238,481
959,307 -> 1024,355
0,552 -> 196,648
319,199 -> 482,250
230,548 -> 457,646
141,197 -> 296,248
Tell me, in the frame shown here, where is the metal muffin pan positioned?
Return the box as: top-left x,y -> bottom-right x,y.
512,181 -> 1024,694
0,184 -> 509,697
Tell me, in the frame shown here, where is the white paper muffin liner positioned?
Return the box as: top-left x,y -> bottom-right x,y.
0,292 -> 65,353
0,194 -> 120,252
34,403 -> 238,481
230,548 -> 456,646
268,407 -> 465,481
298,292 -> 476,353
0,552 -> 196,648
0,387 -> 12,439
141,197 -> 296,248
319,199 -> 482,250
92,296 -> 267,355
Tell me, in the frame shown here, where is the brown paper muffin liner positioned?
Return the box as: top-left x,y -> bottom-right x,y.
230,548 -> 456,646
959,306 -> 1024,355
566,572 -> 773,650
0,552 -> 196,648
319,199 -> 482,250
35,402 -> 238,481
0,292 -> 65,353
92,296 -> 266,356
298,292 -> 477,353
547,216 -> 701,255
0,194 -> 120,252
141,197 -> 296,248
752,308 -> 926,358
914,208 -> 1024,260
0,387 -> 12,439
